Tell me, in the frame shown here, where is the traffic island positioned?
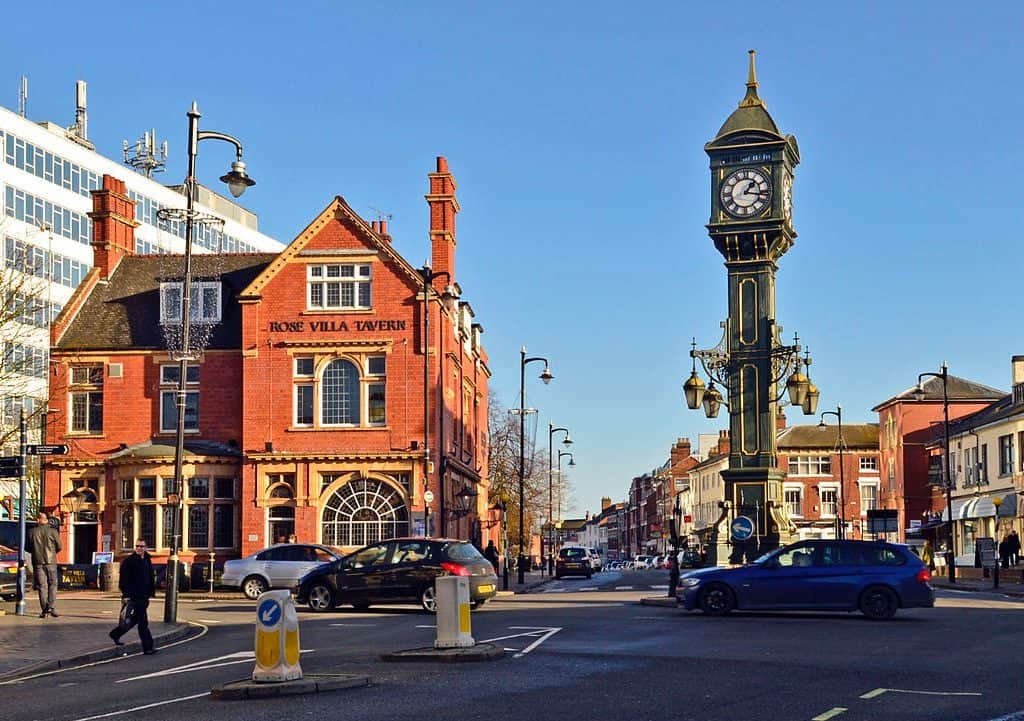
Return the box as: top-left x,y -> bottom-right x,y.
380,642 -> 504,663
211,674 -> 370,700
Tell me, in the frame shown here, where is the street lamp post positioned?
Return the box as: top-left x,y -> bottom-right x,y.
993,495 -> 1003,589
669,493 -> 682,598
518,347 -> 553,584
818,405 -> 846,540
912,362 -> 954,583
419,265 -> 458,538
556,450 -> 575,545
547,423 -> 572,576
159,103 -> 255,624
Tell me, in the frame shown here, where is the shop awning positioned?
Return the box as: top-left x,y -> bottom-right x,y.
943,492 -> 1017,521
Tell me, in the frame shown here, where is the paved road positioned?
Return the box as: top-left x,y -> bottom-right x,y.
3,572 -> 1024,721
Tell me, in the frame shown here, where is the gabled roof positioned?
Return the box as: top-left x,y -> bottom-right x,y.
778,423 -> 879,450
872,375 -> 1005,411
54,254 -> 275,351
241,196 -> 423,301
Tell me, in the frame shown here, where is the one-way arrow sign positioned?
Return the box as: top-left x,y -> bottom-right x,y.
26,444 -> 69,455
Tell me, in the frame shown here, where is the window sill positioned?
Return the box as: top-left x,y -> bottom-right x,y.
286,426 -> 388,432
301,308 -> 374,315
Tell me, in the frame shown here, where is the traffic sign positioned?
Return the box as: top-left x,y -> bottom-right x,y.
0,456 -> 21,478
26,444 -> 69,455
257,598 -> 282,628
730,515 -> 755,541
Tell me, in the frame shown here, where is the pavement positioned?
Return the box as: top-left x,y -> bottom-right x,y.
0,570 -> 553,683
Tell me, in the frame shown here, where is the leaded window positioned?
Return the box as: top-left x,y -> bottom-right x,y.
321,478 -> 408,548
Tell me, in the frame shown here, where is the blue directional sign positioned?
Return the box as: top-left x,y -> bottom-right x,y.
257,598 -> 282,628
731,515 -> 755,541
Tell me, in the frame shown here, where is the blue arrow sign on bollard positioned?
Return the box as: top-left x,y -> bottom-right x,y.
731,516 -> 755,542
257,598 -> 281,627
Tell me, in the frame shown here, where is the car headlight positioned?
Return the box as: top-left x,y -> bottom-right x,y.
679,577 -> 702,588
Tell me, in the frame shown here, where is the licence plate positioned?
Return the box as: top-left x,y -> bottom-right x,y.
477,584 -> 494,594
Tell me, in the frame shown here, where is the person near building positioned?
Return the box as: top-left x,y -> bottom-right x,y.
483,540 -> 499,572
109,538 -> 157,655
1008,530 -> 1021,566
921,539 -> 935,572
998,533 -> 1012,569
28,512 -> 62,618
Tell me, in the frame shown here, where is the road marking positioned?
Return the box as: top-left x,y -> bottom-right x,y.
70,691 -> 211,720
811,708 -> 847,721
650,585 -> 669,590
478,626 -> 562,658
861,688 -> 983,699
542,588 -> 567,593
415,624 -> 436,628
116,649 -> 313,683
329,623 -> 378,627
615,586 -> 634,590
196,618 -> 221,624
579,587 -> 598,591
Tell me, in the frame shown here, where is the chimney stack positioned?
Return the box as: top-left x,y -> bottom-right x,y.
88,174 -> 138,279
426,155 -> 458,289
776,410 -> 787,431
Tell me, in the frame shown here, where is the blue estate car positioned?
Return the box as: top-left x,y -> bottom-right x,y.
677,539 -> 934,620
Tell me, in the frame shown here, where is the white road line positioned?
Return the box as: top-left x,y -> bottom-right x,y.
615,586 -> 634,590
512,627 -> 561,658
811,708 -> 847,721
415,624 -> 436,628
578,587 -> 598,591
861,688 -> 983,698
196,619 -> 221,624
329,623 -> 378,627
117,650 -> 312,683
71,691 -> 211,721
542,588 -> 567,593
650,585 -> 669,590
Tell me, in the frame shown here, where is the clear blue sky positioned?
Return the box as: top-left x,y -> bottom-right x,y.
5,2 -> 1021,516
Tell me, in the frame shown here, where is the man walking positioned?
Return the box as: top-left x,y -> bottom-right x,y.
28,512 -> 61,618
109,538 -> 158,655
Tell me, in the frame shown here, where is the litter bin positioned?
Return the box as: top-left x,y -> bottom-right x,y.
100,562 -> 119,592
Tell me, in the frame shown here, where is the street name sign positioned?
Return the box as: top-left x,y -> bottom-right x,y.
26,444 -> 69,455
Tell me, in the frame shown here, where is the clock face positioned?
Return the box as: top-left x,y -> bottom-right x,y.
720,168 -> 772,218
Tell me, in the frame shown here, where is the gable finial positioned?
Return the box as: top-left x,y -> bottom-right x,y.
739,49 -> 765,108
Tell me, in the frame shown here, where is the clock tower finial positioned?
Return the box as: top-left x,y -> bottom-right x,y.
739,49 -> 764,108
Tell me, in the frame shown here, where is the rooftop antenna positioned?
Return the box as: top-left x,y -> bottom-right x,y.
18,76 -> 27,117
369,206 -> 393,222
123,129 -> 169,178
72,80 -> 88,140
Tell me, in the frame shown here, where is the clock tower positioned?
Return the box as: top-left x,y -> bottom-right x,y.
686,51 -> 816,565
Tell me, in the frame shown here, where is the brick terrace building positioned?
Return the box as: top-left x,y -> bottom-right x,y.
44,157 -> 492,569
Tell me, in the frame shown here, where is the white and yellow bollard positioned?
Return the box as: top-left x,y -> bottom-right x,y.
434,576 -> 474,648
253,590 -> 302,682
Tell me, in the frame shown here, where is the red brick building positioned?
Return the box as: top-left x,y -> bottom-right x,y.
44,157 -> 492,570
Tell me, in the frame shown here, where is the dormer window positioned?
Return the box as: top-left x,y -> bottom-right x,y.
160,281 -> 222,324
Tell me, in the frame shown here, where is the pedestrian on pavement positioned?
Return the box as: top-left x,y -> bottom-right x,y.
109,538 -> 158,655
998,533 -> 1011,569
1008,530 -> 1021,566
483,540 -> 499,572
921,540 -> 935,572
28,512 -> 61,618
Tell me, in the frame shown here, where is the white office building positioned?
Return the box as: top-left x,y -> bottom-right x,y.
0,81 -> 283,513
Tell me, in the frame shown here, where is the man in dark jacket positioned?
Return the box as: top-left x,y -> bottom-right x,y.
28,512 -> 62,618
109,538 -> 157,654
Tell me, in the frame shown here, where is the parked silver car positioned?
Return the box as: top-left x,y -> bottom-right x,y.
221,543 -> 343,599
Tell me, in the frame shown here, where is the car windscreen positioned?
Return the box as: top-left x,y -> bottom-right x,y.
444,542 -> 485,561
559,548 -> 587,560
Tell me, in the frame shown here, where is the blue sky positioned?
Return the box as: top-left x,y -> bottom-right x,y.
4,2 -> 1022,516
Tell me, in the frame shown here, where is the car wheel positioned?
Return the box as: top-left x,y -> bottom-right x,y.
241,575 -> 268,600
419,585 -> 438,613
351,601 -> 372,611
470,600 -> 486,610
307,583 -> 335,612
859,585 -> 898,620
699,583 -> 735,615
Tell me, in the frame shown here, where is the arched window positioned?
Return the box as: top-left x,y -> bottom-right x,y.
321,478 -> 408,548
322,359 -> 360,425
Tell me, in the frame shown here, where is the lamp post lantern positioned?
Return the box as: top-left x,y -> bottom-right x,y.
419,265 -> 458,538
912,362 -> 955,583
547,423 -> 572,576
682,51 -> 816,565
517,347 -> 553,584
818,405 -> 846,540
158,102 -> 255,624
555,450 -> 575,545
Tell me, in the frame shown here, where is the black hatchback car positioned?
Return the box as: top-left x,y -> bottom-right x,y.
295,537 -> 499,613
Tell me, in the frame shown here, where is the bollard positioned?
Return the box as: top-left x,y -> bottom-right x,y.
252,589 -> 302,682
434,576 -> 474,649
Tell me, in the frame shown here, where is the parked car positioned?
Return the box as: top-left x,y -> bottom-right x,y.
555,546 -> 592,579
221,543 -> 343,599
677,539 -> 934,620
0,544 -> 20,600
634,555 -> 653,569
296,538 -> 498,614
587,548 -> 603,572
678,550 -> 703,569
